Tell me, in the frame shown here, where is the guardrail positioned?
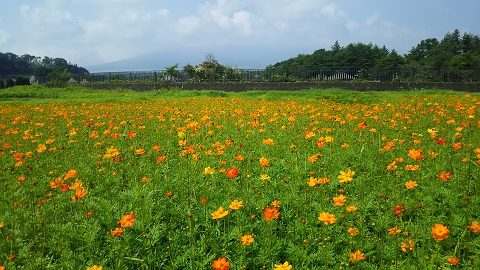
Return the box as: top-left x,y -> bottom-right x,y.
30,67 -> 480,85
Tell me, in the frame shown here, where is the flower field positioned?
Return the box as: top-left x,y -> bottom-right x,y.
0,89 -> 479,269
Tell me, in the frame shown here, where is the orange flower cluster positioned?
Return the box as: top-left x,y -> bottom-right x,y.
438,171 -> 453,181
401,239 -> 416,252
111,212 -> 136,237
393,204 -> 406,217
307,176 -> 330,186
263,207 -> 280,221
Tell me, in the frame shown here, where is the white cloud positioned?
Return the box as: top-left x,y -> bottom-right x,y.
176,16 -> 201,36
231,11 -> 254,35
0,29 -> 10,46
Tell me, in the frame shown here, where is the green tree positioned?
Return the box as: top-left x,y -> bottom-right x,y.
162,64 -> 181,81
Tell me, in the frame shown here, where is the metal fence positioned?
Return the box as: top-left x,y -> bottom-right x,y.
13,67 -> 480,85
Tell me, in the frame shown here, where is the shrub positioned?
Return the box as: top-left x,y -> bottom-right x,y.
6,78 -> 15,88
0,80 -> 4,89
15,76 -> 31,86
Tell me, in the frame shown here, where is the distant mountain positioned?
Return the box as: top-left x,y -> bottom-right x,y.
86,47 -> 300,73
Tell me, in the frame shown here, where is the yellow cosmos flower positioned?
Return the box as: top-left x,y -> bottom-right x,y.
338,169 -> 355,183
211,207 -> 229,220
229,199 -> 243,210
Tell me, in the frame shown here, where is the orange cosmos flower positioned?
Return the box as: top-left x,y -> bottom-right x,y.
447,257 -> 460,266
388,226 -> 402,235
271,200 -> 281,208
259,157 -> 270,167
229,199 -> 243,210
232,155 -> 244,162
408,149 -> 423,161
432,224 -> 449,240
435,138 -> 447,145
386,161 -> 398,170
211,207 -> 229,220
64,169 -> 78,180
316,137 -> 326,148
318,212 -> 336,225
111,227 -> 124,237
135,149 -> 145,155
348,227 -> 359,236
346,205 -> 358,212
393,204 -> 406,217
381,141 -> 395,152
119,213 -> 136,228
438,171 -> 452,181
401,239 -> 416,252
156,155 -> 167,162
338,169 -> 355,183
405,164 -> 420,171
357,122 -> 367,128
405,180 -> 418,189
468,221 -> 480,233
37,144 -> 47,153
307,154 -> 320,163
200,197 -> 207,205
333,194 -> 347,206
72,186 -> 87,202
17,176 -> 26,183
240,234 -> 254,246
452,142 -> 463,149
349,250 -> 366,263
87,265 -> 103,270
225,167 -> 239,179
152,145 -> 161,151
262,138 -> 274,145
140,177 -> 150,183
304,131 -> 315,140
212,257 -> 230,270
263,207 -> 280,221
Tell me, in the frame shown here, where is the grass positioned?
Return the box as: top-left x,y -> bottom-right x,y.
0,85 -> 479,269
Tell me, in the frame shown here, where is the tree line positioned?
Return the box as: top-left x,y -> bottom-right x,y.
266,29 -> 480,82
0,53 -> 89,78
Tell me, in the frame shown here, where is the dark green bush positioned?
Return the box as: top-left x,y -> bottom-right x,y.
0,80 -> 4,89
15,76 -> 31,86
6,79 -> 15,88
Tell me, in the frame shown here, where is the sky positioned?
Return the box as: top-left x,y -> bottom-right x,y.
1,0 -> 480,71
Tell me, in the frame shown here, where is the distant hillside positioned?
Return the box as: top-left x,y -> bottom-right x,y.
86,47 -> 297,73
